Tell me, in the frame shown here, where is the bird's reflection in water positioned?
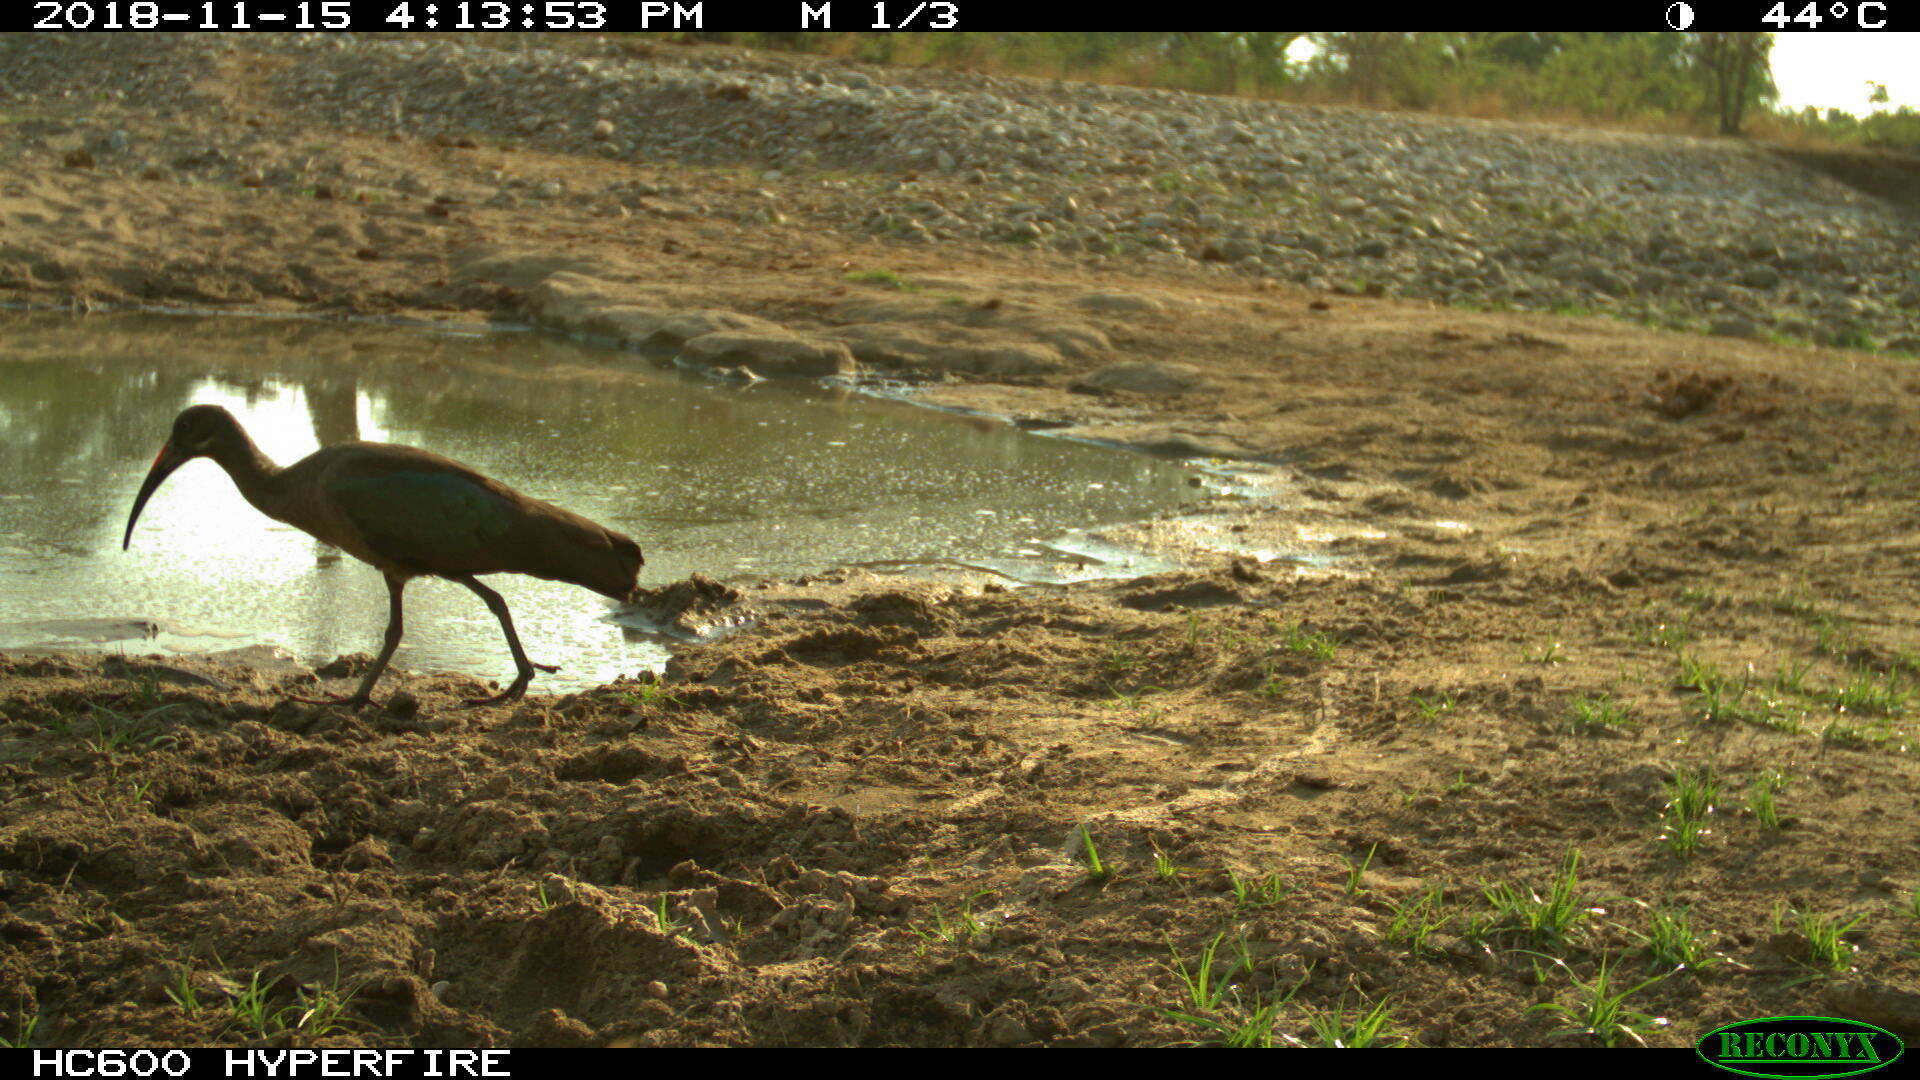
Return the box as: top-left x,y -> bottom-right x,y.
305,375 -> 362,568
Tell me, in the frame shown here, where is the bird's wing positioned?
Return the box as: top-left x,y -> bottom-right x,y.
324,465 -> 518,572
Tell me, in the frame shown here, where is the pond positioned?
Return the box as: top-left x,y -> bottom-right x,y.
0,311 -> 1203,690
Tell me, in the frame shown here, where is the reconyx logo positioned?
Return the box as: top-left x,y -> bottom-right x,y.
1697,1017 -> 1904,1079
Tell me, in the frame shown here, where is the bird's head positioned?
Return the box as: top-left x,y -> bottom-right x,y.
122,405 -> 246,551
166,404 -> 246,458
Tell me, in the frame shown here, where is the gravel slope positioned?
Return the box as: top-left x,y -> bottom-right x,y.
3,33 -> 1916,349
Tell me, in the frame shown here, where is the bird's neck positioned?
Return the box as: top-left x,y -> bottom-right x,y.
210,437 -> 286,517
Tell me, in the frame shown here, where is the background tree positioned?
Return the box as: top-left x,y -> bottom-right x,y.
1691,32 -> 1774,134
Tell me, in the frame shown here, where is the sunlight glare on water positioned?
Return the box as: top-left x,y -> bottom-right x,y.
0,312 -> 1200,690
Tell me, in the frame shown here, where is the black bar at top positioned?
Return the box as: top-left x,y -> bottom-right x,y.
9,1 -> 1908,33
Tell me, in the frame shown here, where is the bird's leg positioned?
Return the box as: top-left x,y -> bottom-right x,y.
289,574 -> 406,708
453,575 -> 556,707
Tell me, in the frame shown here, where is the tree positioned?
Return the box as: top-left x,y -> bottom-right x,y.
1691,32 -> 1773,135
1336,32 -> 1402,104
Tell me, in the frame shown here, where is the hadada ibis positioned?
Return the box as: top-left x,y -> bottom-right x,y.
123,404 -> 644,706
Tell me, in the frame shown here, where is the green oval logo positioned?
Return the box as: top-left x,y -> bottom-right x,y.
1698,1017 -> 1905,1079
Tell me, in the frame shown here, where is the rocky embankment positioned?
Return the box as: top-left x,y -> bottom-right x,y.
3,32 -> 1915,353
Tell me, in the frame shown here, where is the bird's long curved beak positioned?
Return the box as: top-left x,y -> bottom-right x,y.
122,441 -> 188,550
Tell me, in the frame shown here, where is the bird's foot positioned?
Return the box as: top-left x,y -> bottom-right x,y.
462,679 -> 532,708
461,659 -> 553,707
286,691 -> 374,709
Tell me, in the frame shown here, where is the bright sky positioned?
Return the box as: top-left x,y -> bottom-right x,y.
1279,34 -> 1919,119
1769,33 -> 1920,115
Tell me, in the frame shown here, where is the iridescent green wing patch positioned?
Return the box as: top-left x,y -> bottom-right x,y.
327,470 -> 516,568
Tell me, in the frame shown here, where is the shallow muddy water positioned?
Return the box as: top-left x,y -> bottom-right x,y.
0,312 -> 1200,689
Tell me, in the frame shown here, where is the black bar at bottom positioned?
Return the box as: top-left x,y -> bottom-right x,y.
28,1050 -> 518,1079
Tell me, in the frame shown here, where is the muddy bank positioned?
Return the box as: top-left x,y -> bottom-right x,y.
5,554 -> 1920,1046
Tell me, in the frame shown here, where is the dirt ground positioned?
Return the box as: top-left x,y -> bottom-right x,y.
4,38 -> 1920,1049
